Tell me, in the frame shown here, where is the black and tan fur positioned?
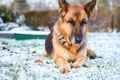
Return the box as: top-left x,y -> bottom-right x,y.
45,0 -> 97,73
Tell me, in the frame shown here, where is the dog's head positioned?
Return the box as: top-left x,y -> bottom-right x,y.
58,0 -> 96,45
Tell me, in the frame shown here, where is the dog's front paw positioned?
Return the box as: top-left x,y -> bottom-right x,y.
71,63 -> 80,68
59,65 -> 71,73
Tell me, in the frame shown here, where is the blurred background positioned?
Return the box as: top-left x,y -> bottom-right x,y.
0,0 -> 120,32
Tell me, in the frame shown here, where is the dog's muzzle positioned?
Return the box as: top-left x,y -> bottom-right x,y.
71,35 -> 83,45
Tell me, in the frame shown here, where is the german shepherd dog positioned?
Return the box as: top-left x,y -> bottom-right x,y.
45,0 -> 97,73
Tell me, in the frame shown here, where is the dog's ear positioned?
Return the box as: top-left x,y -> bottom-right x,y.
84,0 -> 96,18
58,0 -> 69,18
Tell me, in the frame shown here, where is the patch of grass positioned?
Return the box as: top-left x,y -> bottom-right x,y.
13,74 -> 19,80
1,41 -> 8,45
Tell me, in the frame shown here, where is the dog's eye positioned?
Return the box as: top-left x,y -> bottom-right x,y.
68,20 -> 75,26
80,19 -> 87,26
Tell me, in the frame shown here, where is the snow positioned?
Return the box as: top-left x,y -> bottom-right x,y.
0,23 -> 31,31
10,26 -> 31,31
0,32 -> 120,80
26,0 -> 58,10
0,18 -> 3,24
0,31 -> 49,35
0,0 -> 13,5
0,14 -> 28,31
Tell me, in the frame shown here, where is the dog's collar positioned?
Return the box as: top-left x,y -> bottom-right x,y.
54,26 -> 62,40
54,26 -> 70,49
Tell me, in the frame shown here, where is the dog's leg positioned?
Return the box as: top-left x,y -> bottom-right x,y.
87,49 -> 96,59
71,55 -> 86,68
55,56 -> 70,73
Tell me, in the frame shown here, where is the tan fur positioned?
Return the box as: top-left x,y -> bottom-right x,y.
45,0 -> 97,73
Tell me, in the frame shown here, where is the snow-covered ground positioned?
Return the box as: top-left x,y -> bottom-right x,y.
0,32 -> 120,80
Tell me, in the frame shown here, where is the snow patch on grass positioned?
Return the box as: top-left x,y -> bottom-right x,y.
0,32 -> 120,80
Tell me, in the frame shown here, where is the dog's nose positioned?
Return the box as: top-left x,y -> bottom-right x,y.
75,36 -> 83,44
75,39 -> 82,44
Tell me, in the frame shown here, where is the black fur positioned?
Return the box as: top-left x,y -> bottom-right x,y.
58,0 -> 69,18
45,31 -> 53,55
84,0 -> 96,18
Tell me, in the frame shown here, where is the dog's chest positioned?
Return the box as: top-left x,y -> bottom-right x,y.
64,48 -> 86,62
63,50 -> 78,62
